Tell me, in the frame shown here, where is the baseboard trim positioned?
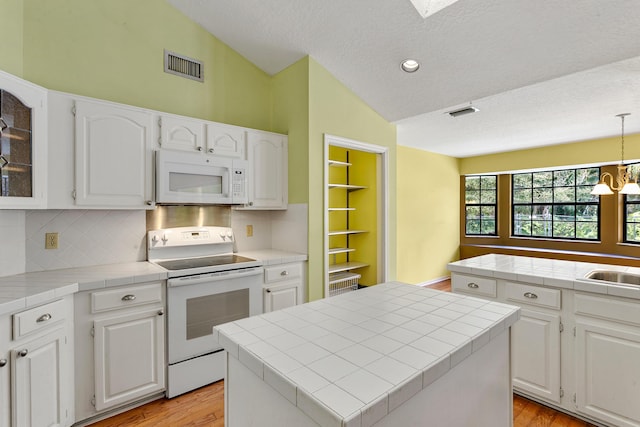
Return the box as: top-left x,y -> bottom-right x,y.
417,276 -> 450,287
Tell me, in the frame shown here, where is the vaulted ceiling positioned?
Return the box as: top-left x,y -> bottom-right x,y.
168,0 -> 640,157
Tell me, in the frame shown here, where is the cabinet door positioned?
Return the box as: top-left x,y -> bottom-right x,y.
511,309 -> 561,403
11,327 -> 70,427
575,321 -> 640,427
206,123 -> 245,158
246,131 -> 287,209
75,100 -> 154,208
159,114 -> 205,152
264,281 -> 300,313
94,308 -> 165,411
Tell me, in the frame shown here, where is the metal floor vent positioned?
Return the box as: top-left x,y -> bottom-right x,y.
164,49 -> 203,82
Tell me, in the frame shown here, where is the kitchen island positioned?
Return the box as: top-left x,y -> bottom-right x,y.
214,281 -> 519,427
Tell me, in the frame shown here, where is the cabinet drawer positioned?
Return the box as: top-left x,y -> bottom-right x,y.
264,263 -> 302,283
451,274 -> 496,298
505,283 -> 561,310
13,299 -> 66,339
91,282 -> 163,314
574,293 -> 640,326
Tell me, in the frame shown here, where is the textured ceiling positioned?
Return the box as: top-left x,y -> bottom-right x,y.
168,0 -> 640,157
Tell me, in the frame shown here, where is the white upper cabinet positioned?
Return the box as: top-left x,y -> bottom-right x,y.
74,99 -> 154,208
245,131 -> 288,209
206,122 -> 245,158
0,70 -> 47,209
158,114 -> 205,152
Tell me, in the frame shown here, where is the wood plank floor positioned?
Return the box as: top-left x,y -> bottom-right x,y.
89,279 -> 597,427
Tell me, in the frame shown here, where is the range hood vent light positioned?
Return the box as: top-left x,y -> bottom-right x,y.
164,49 -> 204,82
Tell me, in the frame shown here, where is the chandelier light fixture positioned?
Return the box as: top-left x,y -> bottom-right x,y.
591,113 -> 640,196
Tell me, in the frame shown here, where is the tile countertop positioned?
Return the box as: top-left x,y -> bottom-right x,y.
448,253 -> 640,300
214,281 -> 520,426
0,249 -> 307,317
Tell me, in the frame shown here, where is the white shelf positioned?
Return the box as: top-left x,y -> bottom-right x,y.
328,183 -> 367,191
328,159 -> 352,167
329,247 -> 356,255
328,229 -> 367,236
328,262 -> 368,274
328,207 -> 356,211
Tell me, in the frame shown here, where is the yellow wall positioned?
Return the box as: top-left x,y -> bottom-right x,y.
0,0 -> 24,77
20,0 -> 272,130
396,146 -> 460,283
307,58 -> 397,300
461,134 -> 640,174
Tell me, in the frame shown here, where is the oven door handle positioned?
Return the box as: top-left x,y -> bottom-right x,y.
168,267 -> 262,287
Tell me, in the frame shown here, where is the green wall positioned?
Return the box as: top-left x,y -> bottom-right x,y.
0,0 -> 24,76
20,0 -> 271,130
307,58 -> 397,301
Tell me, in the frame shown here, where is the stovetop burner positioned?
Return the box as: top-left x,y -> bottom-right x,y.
155,254 -> 257,271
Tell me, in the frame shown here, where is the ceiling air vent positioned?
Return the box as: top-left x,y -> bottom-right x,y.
164,49 -> 203,82
447,106 -> 479,117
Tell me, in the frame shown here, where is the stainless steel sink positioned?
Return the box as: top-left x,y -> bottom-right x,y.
584,270 -> 640,286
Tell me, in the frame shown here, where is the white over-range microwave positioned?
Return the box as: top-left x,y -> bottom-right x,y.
156,149 -> 248,205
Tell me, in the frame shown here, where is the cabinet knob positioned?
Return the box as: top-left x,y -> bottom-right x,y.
158,309 -> 164,316
17,349 -> 28,358
196,146 -> 203,151
280,270 -> 289,276
524,292 -> 538,299
36,313 -> 52,323
266,289 -> 271,293
248,202 -> 253,206
146,200 -> 154,206
208,148 -> 214,153
0,359 -> 6,367
121,294 -> 136,301
467,282 -> 479,289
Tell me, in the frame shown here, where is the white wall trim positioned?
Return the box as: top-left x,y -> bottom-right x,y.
418,276 -> 451,287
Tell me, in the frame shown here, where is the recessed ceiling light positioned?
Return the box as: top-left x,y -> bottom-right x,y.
401,59 -> 420,73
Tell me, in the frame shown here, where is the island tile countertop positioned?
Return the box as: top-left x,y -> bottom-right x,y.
214,281 -> 520,427
0,249 -> 306,316
448,253 -> 640,300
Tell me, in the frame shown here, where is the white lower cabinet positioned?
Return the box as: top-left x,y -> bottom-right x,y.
511,309 -> 561,403
574,293 -> 640,427
263,262 -> 305,313
0,297 -> 74,427
74,282 -> 165,423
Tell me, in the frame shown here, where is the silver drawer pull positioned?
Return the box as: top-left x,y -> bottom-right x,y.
524,292 -> 538,299
122,294 -> 136,301
0,359 -> 6,367
17,349 -> 28,358
36,313 -> 52,323
280,270 -> 289,276
467,283 -> 479,289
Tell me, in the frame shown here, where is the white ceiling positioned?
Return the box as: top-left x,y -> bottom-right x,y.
168,0 -> 640,158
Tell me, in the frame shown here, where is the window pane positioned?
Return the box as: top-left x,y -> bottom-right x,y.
576,205 -> 598,221
513,174 -> 531,188
481,206 -> 495,218
533,188 -> 552,203
481,220 -> 496,235
554,187 -> 575,203
480,189 -> 496,204
481,176 -> 496,189
465,176 -> 480,191
466,219 -> 480,234
577,222 -> 598,240
465,190 -> 480,204
532,205 -> 552,220
576,186 -> 597,203
532,220 -> 552,237
514,205 -> 532,219
514,219 -> 531,236
553,170 -> 575,187
553,221 -> 575,238
533,172 -> 552,187
553,205 -> 575,221
513,189 -> 532,203
576,168 -> 600,186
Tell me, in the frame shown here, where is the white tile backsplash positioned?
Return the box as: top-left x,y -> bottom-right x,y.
0,211 -> 26,276
232,203 -> 308,254
25,210 -> 146,272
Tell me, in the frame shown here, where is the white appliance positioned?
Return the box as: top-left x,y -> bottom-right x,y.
155,149 -> 248,205
147,226 -> 263,398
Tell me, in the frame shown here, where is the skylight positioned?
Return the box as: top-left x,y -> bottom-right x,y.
408,0 -> 461,18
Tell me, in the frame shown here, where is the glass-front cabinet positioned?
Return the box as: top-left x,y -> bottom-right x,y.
0,70 -> 46,208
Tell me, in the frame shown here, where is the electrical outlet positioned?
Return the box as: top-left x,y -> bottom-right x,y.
45,232 -> 59,249
246,225 -> 253,237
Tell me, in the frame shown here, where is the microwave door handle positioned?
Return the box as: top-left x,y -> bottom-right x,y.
168,267 -> 262,287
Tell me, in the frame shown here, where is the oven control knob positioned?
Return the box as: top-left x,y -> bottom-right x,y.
226,232 -> 233,240
219,232 -> 226,241
161,234 -> 168,244
151,235 -> 159,244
